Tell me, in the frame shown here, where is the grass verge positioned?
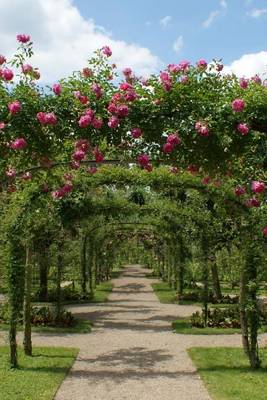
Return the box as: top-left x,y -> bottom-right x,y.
189,347 -> 267,400
0,346 -> 78,400
172,318 -> 267,335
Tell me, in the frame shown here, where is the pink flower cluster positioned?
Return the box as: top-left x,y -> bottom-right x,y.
82,67 -> 93,78
195,121 -> 209,137
93,147 -> 104,163
16,34 -> 30,43
237,123 -> 249,135
246,198 -> 261,208
8,100 -> 21,115
52,181 -> 73,200
168,60 -> 190,73
0,68 -> 14,81
232,99 -> 245,112
10,137 -> 27,150
78,109 -> 103,129
197,59 -> 207,70
251,181 -> 265,193
137,154 -> 150,169
73,90 -> 89,104
102,46 -> 112,57
162,132 -> 181,153
72,139 -> 90,165
131,128 -> 142,139
0,55 -> 6,65
160,71 -> 172,91
92,83 -> 102,98
52,83 -> 62,96
234,186 -> 246,196
22,64 -> 33,74
37,112 -> 57,125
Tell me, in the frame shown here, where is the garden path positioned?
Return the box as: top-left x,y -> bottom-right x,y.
1,265 -> 265,400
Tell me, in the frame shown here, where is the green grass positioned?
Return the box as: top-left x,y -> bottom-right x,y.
0,319 -> 92,334
189,347 -> 267,400
0,346 -> 78,400
89,281 -> 113,303
172,318 -> 267,335
151,282 -> 236,308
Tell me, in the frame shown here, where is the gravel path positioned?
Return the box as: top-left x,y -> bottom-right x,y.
1,265 -> 266,400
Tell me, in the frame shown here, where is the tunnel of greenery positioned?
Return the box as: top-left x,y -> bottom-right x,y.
0,36 -> 266,371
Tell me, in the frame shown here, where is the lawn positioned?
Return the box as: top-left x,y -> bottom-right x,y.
189,347 -> 267,400
88,281 -> 113,303
0,346 -> 78,400
151,281 -> 237,308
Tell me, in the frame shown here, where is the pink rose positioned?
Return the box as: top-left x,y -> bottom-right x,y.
262,226 -> 267,237
117,104 -> 129,117
216,63 -> 224,72
78,114 -> 91,128
180,75 -> 189,84
163,142 -> 174,153
145,163 -> 153,172
70,160 -> 80,170
92,117 -> 103,129
202,176 -> 211,185
92,82 -> 102,98
108,116 -> 119,129
82,67 -> 93,78
167,133 -> 181,146
234,186 -> 246,196
131,128 -> 142,139
37,112 -> 57,125
108,103 -> 118,114
62,183 -> 73,194
120,82 -> 132,91
237,123 -> 249,135
232,99 -> 245,112
93,147 -> 104,163
72,150 -> 86,161
8,101 -> 21,115
102,46 -> 112,57
124,90 -> 137,102
22,64 -> 33,74
52,189 -> 65,200
197,59 -> 207,69
123,67 -> 132,77
179,60 -> 190,71
10,137 -> 27,150
52,83 -> 62,96
198,126 -> 209,137
137,154 -> 150,167
0,122 -> 5,130
75,139 -> 90,152
16,34 -> 30,43
246,198 -> 261,208
87,166 -> 98,174
0,55 -> 6,65
251,75 -> 262,84
239,78 -> 248,89
2,68 -> 14,81
251,181 -> 265,193
6,168 -> 16,178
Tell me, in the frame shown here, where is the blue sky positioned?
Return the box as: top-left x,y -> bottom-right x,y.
0,0 -> 266,81
73,0 -> 267,66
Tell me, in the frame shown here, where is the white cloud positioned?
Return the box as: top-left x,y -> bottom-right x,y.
220,0 -> 227,9
173,36 -> 184,54
247,8 -> 267,18
160,16 -> 172,29
0,0 -> 162,82
224,51 -> 267,78
202,10 -> 221,28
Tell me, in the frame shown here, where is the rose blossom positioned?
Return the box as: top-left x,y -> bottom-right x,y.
10,137 -> 27,150
167,133 -> 181,146
145,163 -> 153,172
170,166 -> 179,174
22,64 -> 33,74
251,181 -> 265,193
93,147 -> 104,163
197,59 -> 207,69
117,104 -> 129,117
239,78 -> 248,89
16,34 -> 30,43
92,117 -> 103,129
72,149 -> 86,161
123,67 -> 132,77
102,46 -> 112,57
8,100 -> 21,115
234,186 -> 246,196
6,168 -> 16,178
2,68 -> 14,81
137,154 -> 150,167
0,55 -> 6,65
237,123 -> 249,135
202,176 -> 211,185
0,122 -> 5,130
120,82 -> 132,91
82,67 -> 93,78
108,116 -> 119,129
246,198 -> 261,208
75,138 -> 90,152
92,82 -> 102,98
262,226 -> 267,237
163,142 -> 174,153
78,114 -> 91,128
216,63 -> 224,72
198,126 -> 209,137
232,98 -> 245,112
108,102 -> 118,114
131,128 -> 142,139
87,166 -> 98,174
52,83 -> 62,95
